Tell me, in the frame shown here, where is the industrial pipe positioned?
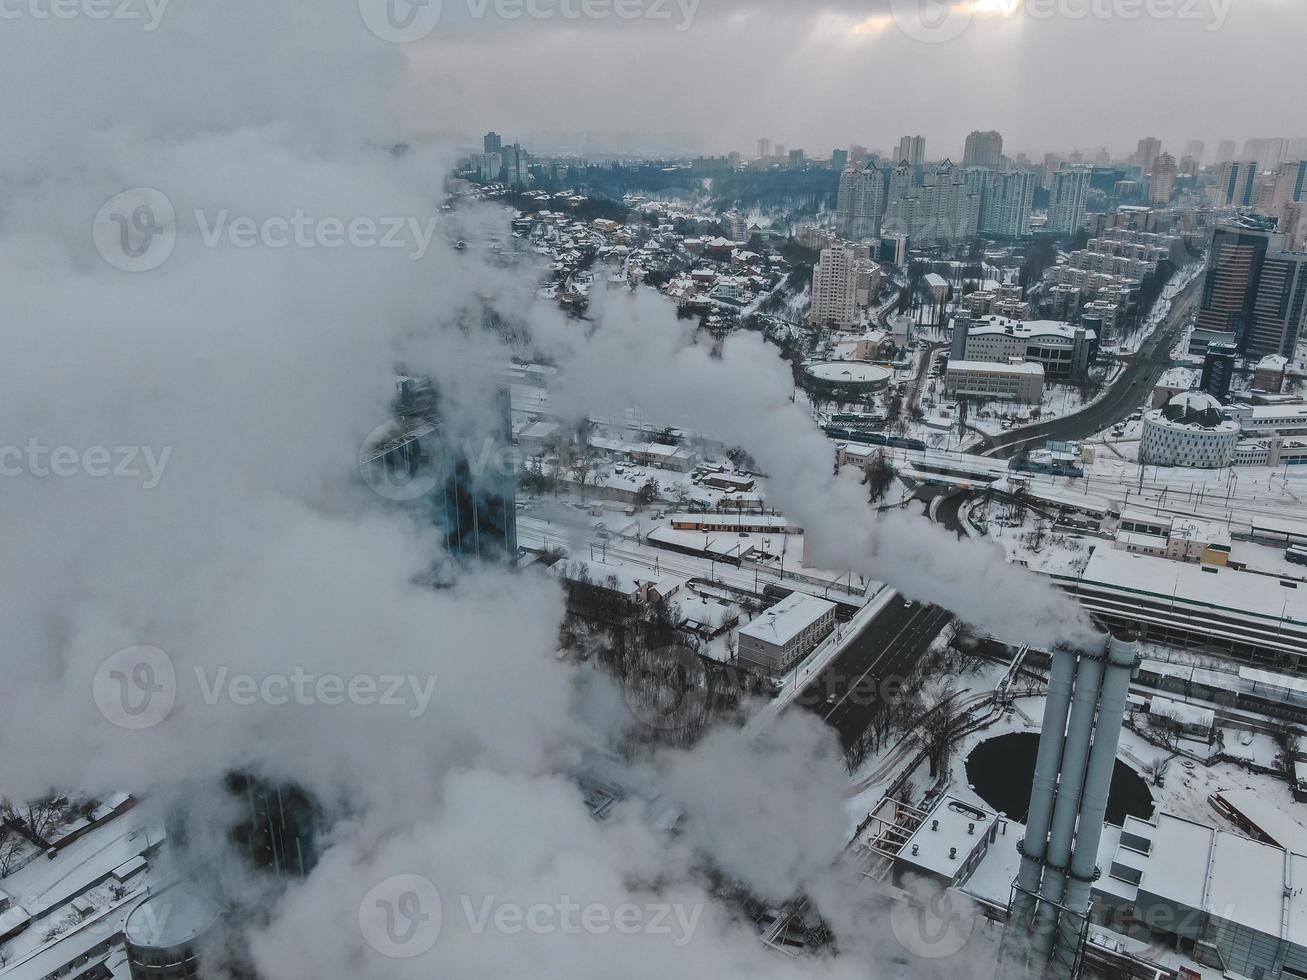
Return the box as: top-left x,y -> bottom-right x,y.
1002,640 -> 1081,957
1051,632 -> 1140,978
1029,636 -> 1108,959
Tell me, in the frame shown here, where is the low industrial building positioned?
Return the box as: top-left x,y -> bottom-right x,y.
1056,548 -> 1307,673
951,314 -> 1097,380
944,359 -> 1045,404
891,795 -> 1004,888
1151,367 -> 1197,408
804,361 -> 892,395
737,592 -> 836,675
668,513 -> 803,535
1114,509 -> 1232,564
1096,812 -> 1307,980
1254,354 -> 1289,394
1229,403 -> 1307,438
629,442 -> 699,472
1139,391 -> 1241,468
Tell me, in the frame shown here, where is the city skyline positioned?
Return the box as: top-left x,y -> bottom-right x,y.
396,0 -> 1304,157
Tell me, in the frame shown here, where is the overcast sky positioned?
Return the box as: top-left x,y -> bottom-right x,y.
394,0 -> 1305,160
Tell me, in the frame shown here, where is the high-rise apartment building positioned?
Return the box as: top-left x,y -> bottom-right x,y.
897,135 -> 926,167
1183,140 -> 1206,167
962,130 -> 1003,169
483,131 -> 502,154
1216,140 -> 1238,165
1132,136 -> 1163,172
788,148 -> 806,169
809,242 -> 861,329
1214,160 -> 1258,207
757,138 -> 772,160
1244,137 -> 1288,173
884,160 -> 981,247
1049,167 -> 1092,235
502,143 -> 530,187
1198,217 -> 1307,358
836,164 -> 887,241
830,148 -> 849,171
364,377 -> 520,565
477,152 -> 502,183
980,169 -> 1037,238
1251,250 -> 1307,358
1150,153 -> 1178,204
1271,160 -> 1307,210
1200,342 -> 1238,401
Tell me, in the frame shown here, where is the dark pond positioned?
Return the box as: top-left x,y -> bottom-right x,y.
964,731 -> 1154,825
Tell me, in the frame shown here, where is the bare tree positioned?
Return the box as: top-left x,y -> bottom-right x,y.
2,796 -> 70,844
0,829 -> 26,876
915,685 -> 968,781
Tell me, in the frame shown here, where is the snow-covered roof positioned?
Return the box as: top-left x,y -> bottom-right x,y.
1081,549 -> 1307,627
897,795 -> 998,880
1148,694 -> 1214,730
738,592 -> 835,648
967,315 -> 1094,343
946,360 -> 1045,376
550,558 -> 642,597
1213,788 -> 1307,852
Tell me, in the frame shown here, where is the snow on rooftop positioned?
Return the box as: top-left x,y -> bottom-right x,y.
738,591 -> 835,648
1213,787 -> 1307,852
946,360 -> 1045,375
967,315 -> 1094,342
1080,549 -> 1307,627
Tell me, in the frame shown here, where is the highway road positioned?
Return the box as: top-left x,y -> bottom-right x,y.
794,597 -> 954,748
967,274 -> 1203,460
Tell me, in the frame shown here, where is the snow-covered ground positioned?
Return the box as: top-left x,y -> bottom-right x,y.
1102,262 -> 1204,357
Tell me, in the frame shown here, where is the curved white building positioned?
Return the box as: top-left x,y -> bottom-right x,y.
1140,391 -> 1240,468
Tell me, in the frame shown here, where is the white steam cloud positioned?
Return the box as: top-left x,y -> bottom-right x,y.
0,4 -> 1061,978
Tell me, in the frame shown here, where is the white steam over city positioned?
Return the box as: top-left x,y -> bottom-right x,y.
1,3 -> 1306,980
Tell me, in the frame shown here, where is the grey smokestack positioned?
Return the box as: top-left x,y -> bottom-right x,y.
1002,641 -> 1079,952
1051,633 -> 1141,977
1029,642 -> 1107,958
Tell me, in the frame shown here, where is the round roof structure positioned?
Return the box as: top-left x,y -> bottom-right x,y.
805,361 -> 892,386
125,882 -> 223,950
1160,391 -> 1227,428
